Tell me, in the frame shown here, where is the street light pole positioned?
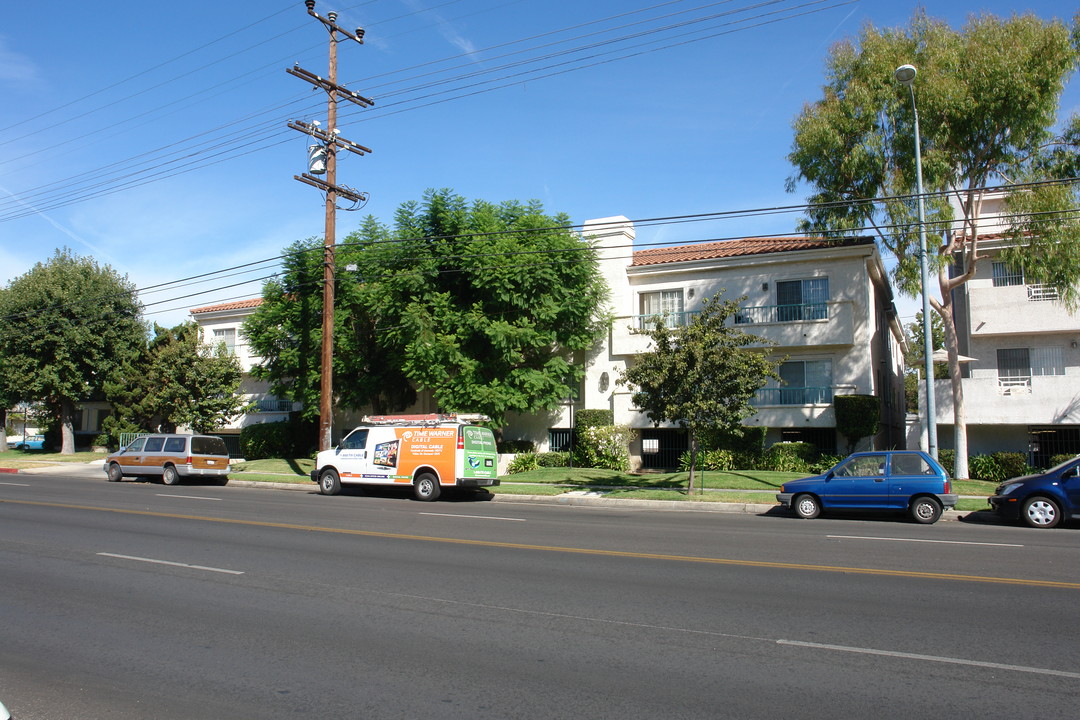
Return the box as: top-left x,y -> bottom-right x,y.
895,64 -> 938,460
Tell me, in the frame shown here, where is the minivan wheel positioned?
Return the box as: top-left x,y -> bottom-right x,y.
107,463 -> 123,482
319,468 -> 341,496
794,494 -> 820,519
910,496 -> 943,524
413,473 -> 441,502
1021,496 -> 1060,529
162,465 -> 181,486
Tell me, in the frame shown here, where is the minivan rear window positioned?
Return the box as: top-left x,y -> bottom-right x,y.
192,436 -> 229,456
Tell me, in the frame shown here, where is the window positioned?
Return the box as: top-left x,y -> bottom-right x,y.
639,290 -> 685,329
126,437 -> 146,452
341,429 -> 369,450
144,437 -> 165,452
213,328 -> 237,354
891,453 -> 932,476
997,347 -> 1064,394
776,278 -> 828,321
777,359 -> 833,404
164,437 -> 187,453
992,261 -> 1024,287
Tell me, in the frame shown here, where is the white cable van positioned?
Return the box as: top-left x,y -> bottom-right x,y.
310,414 -> 499,501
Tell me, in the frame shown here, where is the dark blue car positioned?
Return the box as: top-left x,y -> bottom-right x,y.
776,450 -> 957,524
989,455 -> 1080,528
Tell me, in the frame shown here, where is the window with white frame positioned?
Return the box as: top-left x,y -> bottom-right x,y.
212,327 -> 237,354
639,289 -> 685,329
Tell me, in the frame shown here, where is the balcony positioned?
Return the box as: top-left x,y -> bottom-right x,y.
929,374 -> 1080,425
750,386 -> 833,406
967,284 -> 1077,335
609,301 -> 855,356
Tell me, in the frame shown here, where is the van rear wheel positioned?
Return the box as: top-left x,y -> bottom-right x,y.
413,473 -> 441,502
162,465 -> 181,486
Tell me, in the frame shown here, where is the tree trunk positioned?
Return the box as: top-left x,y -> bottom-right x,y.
60,398 -> 76,455
687,433 -> 697,495
937,295 -> 969,480
0,408 -> 7,451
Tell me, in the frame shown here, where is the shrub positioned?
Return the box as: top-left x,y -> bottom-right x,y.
968,452 -> 1031,483
809,454 -> 844,474
575,409 -> 614,430
574,425 -> 633,471
498,439 -> 534,454
834,394 -> 880,452
937,449 -> 955,477
240,422 -> 295,460
1049,453 -> 1076,468
679,448 -> 737,472
506,452 -> 540,474
757,442 -> 816,473
698,425 -> 766,454
537,451 -> 570,467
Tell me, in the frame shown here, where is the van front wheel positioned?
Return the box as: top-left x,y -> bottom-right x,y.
414,473 -> 441,502
319,468 -> 341,496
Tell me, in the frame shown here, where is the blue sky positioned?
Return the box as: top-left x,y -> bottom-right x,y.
1,0 -> 1077,327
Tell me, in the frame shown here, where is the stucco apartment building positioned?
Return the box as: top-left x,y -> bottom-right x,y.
191,217 -> 908,466
926,193 -> 1080,466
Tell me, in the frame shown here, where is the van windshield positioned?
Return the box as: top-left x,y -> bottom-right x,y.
192,436 -> 229,456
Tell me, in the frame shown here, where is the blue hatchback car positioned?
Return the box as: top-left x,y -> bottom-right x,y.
776,450 -> 957,524
989,455 -> 1080,528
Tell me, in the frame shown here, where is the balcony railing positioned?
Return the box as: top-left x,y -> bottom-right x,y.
997,377 -> 1032,395
751,386 -> 833,406
253,398 -> 293,412
632,310 -> 699,331
1027,284 -> 1060,302
734,302 -> 828,324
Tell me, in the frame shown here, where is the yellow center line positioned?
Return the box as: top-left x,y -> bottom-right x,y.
5,498 -> 1078,590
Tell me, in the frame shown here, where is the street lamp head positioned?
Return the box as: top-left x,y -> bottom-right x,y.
895,64 -> 917,86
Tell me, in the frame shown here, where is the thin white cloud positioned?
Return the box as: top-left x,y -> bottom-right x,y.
0,35 -> 41,87
0,183 -> 114,263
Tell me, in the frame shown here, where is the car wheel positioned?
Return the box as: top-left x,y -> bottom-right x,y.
413,473 -> 441,502
216,476 -> 229,486
106,463 -> 123,482
1021,496 -> 1060,529
162,465 -> 181,486
910,496 -> 943,524
319,468 -> 341,496
793,493 -> 820,519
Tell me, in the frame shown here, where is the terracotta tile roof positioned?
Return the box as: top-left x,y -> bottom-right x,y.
631,236 -> 873,267
189,298 -> 263,314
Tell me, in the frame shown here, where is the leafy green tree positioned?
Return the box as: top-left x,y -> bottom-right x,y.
787,10 -> 1080,479
0,249 -> 145,454
903,311 -> 947,412
102,322 -> 245,440
246,190 -> 609,427
618,295 -> 780,492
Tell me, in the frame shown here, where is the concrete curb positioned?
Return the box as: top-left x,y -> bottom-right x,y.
1,467 -> 974,521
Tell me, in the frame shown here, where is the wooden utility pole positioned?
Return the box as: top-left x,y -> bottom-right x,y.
288,0 -> 373,450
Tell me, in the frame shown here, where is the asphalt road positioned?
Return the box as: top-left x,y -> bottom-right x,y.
2,469 -> 1079,719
